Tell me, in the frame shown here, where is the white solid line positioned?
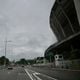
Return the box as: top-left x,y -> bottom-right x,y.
33,72 -> 42,80
25,69 -> 33,80
40,73 -> 58,80
26,68 -> 58,80
8,72 -> 10,74
25,69 -> 42,80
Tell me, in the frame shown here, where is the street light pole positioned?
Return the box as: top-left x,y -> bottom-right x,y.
4,38 -> 12,66
4,39 -> 7,66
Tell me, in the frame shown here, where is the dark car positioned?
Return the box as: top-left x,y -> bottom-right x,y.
7,67 -> 13,70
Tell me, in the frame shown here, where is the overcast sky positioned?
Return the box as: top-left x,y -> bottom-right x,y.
74,0 -> 80,24
0,0 -> 56,61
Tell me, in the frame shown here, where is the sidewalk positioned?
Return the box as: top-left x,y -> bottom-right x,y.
52,68 -> 80,72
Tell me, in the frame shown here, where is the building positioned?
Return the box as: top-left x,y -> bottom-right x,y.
50,0 -> 80,41
35,57 -> 45,64
45,0 -> 80,61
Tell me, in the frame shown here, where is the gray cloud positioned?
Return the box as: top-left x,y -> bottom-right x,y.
74,0 -> 80,24
0,0 -> 56,61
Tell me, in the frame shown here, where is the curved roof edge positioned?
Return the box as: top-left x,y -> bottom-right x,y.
45,32 -> 80,56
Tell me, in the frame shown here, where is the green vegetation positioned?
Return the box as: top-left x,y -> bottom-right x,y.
0,56 -> 10,65
45,52 -> 54,62
16,58 -> 36,65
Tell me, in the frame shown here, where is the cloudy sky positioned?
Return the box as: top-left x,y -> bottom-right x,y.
74,0 -> 80,24
0,0 -> 57,61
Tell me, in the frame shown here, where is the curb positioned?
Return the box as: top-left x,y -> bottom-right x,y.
52,68 -> 80,72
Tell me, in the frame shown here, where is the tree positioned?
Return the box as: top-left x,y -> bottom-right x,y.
45,52 -> 54,62
0,56 -> 10,65
16,58 -> 28,65
16,58 -> 36,65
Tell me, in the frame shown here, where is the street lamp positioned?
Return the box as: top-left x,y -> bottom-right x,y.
4,38 -> 12,66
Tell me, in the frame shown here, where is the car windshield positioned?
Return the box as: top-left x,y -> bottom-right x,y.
0,0 -> 80,80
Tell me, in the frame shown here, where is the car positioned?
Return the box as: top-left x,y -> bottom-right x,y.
7,67 -> 13,70
21,65 -> 24,68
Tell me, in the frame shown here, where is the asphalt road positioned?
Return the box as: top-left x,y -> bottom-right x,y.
0,67 -> 31,80
0,67 -> 56,80
26,66 -> 80,80
0,66 -> 80,80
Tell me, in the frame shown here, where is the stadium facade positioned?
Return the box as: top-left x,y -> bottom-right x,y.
45,0 -> 80,61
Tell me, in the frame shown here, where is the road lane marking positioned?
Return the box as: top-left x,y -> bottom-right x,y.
8,71 -> 10,74
25,68 -> 58,80
39,73 -> 57,80
25,69 -> 42,80
25,69 -> 34,80
33,72 -> 42,80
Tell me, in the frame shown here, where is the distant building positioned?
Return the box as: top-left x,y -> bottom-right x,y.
36,57 -> 45,64
45,0 -> 80,61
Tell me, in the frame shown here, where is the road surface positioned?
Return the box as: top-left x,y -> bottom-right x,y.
0,67 -> 30,80
0,66 -> 80,80
27,66 -> 80,80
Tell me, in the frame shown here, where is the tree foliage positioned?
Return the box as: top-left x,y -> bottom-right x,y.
16,58 -> 35,65
0,56 -> 10,65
